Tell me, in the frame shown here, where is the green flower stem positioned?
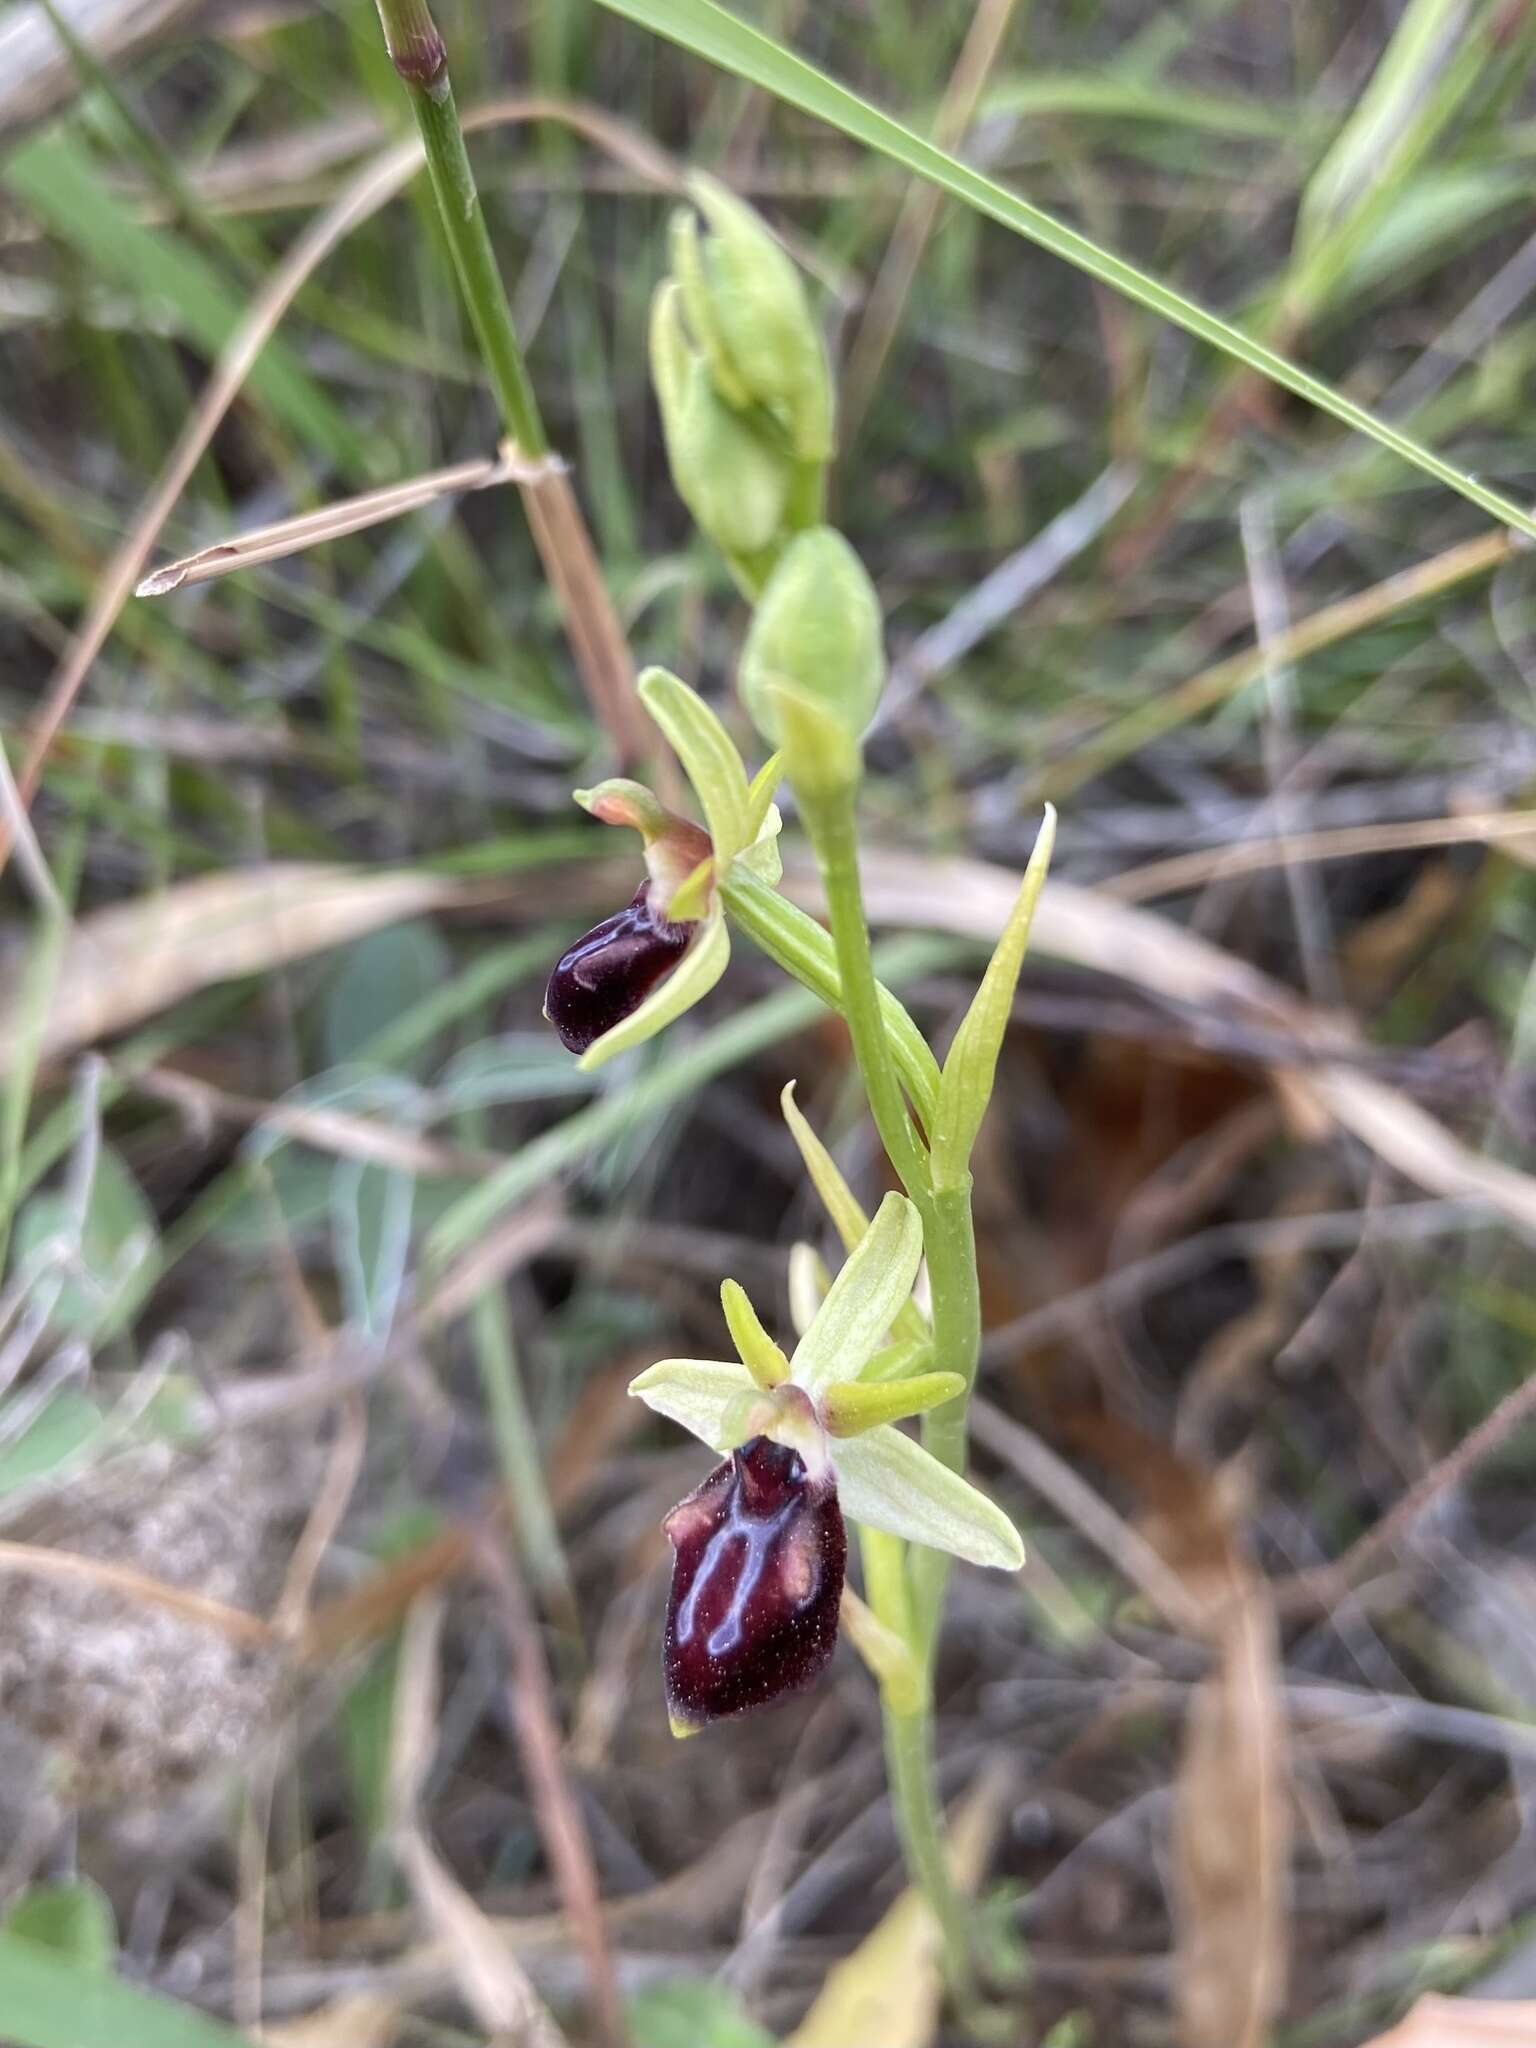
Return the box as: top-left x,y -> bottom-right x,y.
719,865 -> 940,1121
885,1701 -> 974,1980
796,786 -> 930,1203
911,1182 -> 982,1649
373,0 -> 548,459
792,780 -> 983,1976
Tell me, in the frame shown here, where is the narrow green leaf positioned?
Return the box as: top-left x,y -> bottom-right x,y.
5,130 -> 359,464
930,806 -> 1055,1191
0,1930 -> 260,2048
593,0 -> 1536,541
4,1883 -> 116,1972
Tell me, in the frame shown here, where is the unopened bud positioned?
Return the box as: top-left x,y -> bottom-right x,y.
680,176 -> 834,464
650,285 -> 791,562
738,528 -> 886,774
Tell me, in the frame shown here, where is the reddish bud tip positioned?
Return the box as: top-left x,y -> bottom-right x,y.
543,885 -> 696,1055
662,1436 -> 845,1730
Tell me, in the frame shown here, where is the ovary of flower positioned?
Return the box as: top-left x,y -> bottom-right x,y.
629,1192 -> 1024,1573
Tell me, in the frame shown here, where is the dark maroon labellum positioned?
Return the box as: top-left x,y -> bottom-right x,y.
662,1435 -> 845,1731
543,885 -> 697,1055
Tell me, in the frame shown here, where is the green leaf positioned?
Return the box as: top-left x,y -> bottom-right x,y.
0,1929 -> 260,2048
637,668 -> 752,859
4,1883 -> 117,1972
628,1355 -> 759,1453
930,805 -> 1055,1191
577,903 -> 731,1070
628,1977 -> 777,2048
323,921 -> 452,1076
0,1390 -> 105,1499
592,0 -> 1536,542
834,1427 -> 1024,1570
4,130 -> 359,465
789,1192 -> 923,1396
11,1145 -> 159,1341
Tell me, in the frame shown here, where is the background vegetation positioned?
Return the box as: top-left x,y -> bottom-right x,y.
5,0 -> 1536,2042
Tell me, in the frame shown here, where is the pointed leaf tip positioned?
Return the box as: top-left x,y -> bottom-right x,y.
931,805 -> 1056,1190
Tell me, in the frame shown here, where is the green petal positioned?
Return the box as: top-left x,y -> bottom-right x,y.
720,1277 -> 789,1388
628,1356 -> 759,1453
823,1371 -> 965,1436
833,1427 -> 1024,1570
930,806 -> 1056,1191
638,667 -> 752,860
732,802 -> 783,886
789,1191 -> 923,1395
576,906 -> 729,1071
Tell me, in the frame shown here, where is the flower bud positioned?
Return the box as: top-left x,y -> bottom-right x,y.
738,528 -> 886,766
651,285 -> 791,562
685,176 -> 833,464
543,885 -> 698,1056
662,1434 -> 845,1731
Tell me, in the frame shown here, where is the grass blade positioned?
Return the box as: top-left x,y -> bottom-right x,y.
593,0 -> 1536,541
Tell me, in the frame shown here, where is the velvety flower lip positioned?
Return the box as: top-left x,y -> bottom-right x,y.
543,885 -> 698,1055
663,1434 -> 845,1731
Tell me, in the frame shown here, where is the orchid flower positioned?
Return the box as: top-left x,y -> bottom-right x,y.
543,666 -> 781,1069
629,1191 -> 1023,1730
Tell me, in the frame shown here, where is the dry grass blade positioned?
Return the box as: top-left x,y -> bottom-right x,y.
1359,1997 -> 1536,2046
389,1593 -> 570,2047
828,849 -> 1536,1240
0,864 -> 479,1073
135,447 -> 530,595
0,1537 -> 276,1648
1171,1542 -> 1290,2047
257,1993 -> 401,2047
1107,807 -> 1536,903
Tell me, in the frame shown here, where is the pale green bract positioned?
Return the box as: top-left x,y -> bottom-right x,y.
628,1193 -> 1024,1572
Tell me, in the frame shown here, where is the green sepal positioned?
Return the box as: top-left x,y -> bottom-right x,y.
720,1277 -> 789,1389
637,667 -> 752,859
780,1081 -> 931,1347
788,1191 -> 923,1396
823,1371 -> 965,1437
930,805 -> 1056,1191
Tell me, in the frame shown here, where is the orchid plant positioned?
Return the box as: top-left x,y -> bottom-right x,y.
543,173 -> 1056,1971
